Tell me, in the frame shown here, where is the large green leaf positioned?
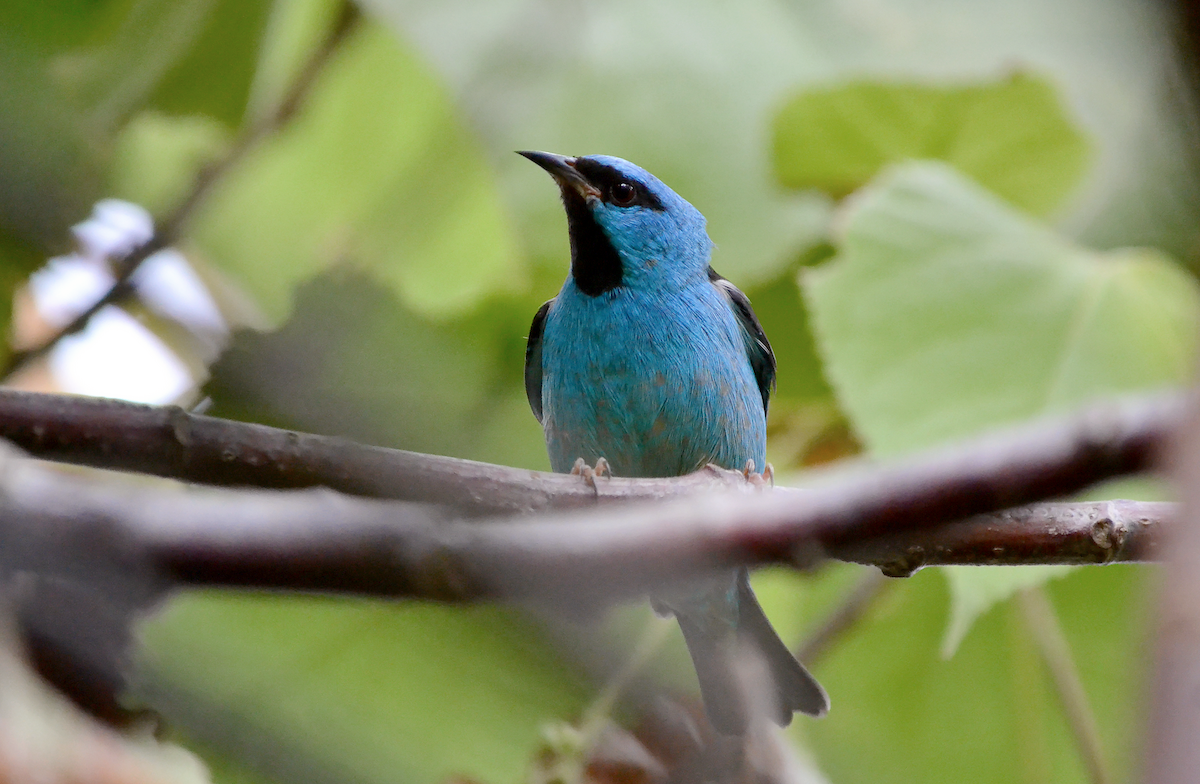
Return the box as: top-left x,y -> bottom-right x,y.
773,74 -> 1091,215
803,160 -> 1197,658
794,564 -> 1147,784
189,19 -> 523,321
138,592 -> 589,784
941,566 -> 1073,657
359,0 -> 836,286
0,7 -> 106,251
109,112 -> 232,217
804,160 -> 1199,457
204,271 -> 519,459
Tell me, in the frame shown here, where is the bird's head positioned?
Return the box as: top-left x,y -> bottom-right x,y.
519,151 -> 712,297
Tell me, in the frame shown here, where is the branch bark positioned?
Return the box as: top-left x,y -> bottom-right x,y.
0,388 -> 1183,521
0,389 -> 1181,726
1144,385 -> 1200,784
0,391 -> 1179,610
833,500 -> 1167,575
0,389 -> 747,515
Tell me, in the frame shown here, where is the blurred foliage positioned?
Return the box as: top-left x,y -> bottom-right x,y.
141,594 -> 590,784
188,15 -> 524,322
3,0 -> 1200,783
804,160 -> 1199,458
773,74 -> 1092,215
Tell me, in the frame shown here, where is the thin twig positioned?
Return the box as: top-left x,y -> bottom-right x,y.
1017,587 -> 1112,784
831,500 -> 1169,575
1,1 -> 361,380
579,618 -> 674,744
796,570 -> 892,665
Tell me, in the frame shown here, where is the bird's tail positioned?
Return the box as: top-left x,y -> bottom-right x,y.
676,570 -> 829,735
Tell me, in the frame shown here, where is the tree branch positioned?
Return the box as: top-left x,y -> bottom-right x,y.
832,500 -> 1167,575
0,390 -> 748,515
1144,383 -> 1200,783
0,389 -> 1183,523
0,393 -> 1180,610
0,1 -> 361,380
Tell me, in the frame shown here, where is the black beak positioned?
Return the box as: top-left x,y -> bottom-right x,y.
517,151 -> 601,200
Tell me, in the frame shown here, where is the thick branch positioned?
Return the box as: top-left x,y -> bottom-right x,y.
1144,384 -> 1200,783
0,389 -> 1184,523
0,427 -> 1175,612
0,390 -> 747,515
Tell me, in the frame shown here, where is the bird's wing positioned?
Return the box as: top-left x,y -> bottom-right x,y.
708,268 -> 777,414
525,299 -> 554,423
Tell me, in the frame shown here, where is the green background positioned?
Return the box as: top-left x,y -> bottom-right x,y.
2,0 -> 1196,781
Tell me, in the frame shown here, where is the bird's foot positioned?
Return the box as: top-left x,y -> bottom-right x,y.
743,459 -> 774,488
571,457 -> 611,491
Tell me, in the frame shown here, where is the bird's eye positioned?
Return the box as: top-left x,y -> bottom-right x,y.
611,181 -> 636,206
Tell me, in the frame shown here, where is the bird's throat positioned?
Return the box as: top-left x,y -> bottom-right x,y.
562,190 -> 623,297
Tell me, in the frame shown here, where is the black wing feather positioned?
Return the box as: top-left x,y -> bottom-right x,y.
708,268 -> 776,414
525,299 -> 553,423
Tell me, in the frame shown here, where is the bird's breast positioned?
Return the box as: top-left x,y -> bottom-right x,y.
539,284 -> 765,477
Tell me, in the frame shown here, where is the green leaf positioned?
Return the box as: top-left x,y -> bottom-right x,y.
803,160 -> 1198,649
145,0 -> 274,126
359,0 -> 837,285
137,592 -> 589,784
109,111 -> 231,216
57,0 -> 220,133
773,73 -> 1091,216
0,23 -> 104,250
803,565 -> 1147,784
190,20 -> 523,321
941,566 -> 1072,658
804,160 -> 1199,458
204,270 -> 513,458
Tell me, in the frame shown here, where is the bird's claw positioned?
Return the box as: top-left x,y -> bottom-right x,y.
571,457 -> 611,491
743,459 -> 774,488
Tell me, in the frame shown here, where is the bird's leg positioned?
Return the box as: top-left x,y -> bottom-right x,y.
742,459 -> 774,488
570,456 -> 611,491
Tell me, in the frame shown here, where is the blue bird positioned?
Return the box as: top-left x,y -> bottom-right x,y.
520,151 -> 829,734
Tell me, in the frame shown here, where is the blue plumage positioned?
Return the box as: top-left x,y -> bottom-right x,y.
521,151 -> 828,734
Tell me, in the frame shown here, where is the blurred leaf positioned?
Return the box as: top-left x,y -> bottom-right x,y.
804,161 -> 1200,457
243,0 -> 345,123
360,0 -> 837,286
57,0 -> 218,133
0,236 -> 46,369
0,0 -> 265,257
741,266 -> 853,470
138,592 -> 590,784
743,270 -> 832,406
801,565 -> 1147,784
0,25 -> 103,250
206,270 -> 516,457
940,566 -> 1072,658
190,19 -> 523,321
804,160 -> 1198,646
146,0 -> 273,125
471,388 -> 552,472
109,111 -> 232,216
773,73 -> 1092,216
785,0 -> 1200,258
